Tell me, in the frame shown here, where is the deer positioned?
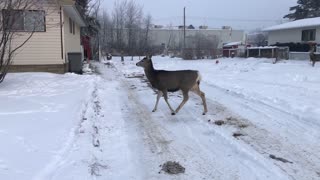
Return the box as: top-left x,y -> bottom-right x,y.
309,44 -> 320,67
136,55 -> 208,115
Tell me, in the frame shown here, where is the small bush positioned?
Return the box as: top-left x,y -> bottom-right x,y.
272,42 -> 310,52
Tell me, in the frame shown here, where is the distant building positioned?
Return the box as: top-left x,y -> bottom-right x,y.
149,26 -> 246,49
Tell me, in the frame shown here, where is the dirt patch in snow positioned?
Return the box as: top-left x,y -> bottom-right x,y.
214,120 -> 225,126
160,161 -> 185,174
233,132 -> 245,138
269,154 -> 293,164
89,162 -> 108,176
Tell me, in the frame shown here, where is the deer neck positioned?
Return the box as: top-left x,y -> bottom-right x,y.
144,62 -> 157,86
310,46 -> 316,53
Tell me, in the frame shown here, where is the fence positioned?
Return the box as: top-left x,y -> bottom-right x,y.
246,46 -> 289,60
289,52 -> 310,60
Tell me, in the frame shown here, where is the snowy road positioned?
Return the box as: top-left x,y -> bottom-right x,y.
1,57 -> 319,180
96,57 -> 319,180
81,58 -> 318,180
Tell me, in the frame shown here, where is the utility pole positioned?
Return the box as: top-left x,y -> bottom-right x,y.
183,7 -> 186,49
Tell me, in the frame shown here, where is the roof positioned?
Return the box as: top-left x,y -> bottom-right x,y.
263,17 -> 320,31
57,0 -> 86,27
63,6 -> 86,27
223,41 -> 243,47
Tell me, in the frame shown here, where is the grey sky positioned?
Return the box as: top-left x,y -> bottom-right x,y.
102,0 -> 297,30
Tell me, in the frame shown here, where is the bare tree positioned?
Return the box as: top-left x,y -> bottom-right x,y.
191,33 -> 220,59
99,0 -> 154,56
254,33 -> 268,47
0,0 -> 46,83
141,13 -> 152,55
125,0 -> 142,58
248,29 -> 268,47
112,0 -> 127,51
99,10 -> 113,55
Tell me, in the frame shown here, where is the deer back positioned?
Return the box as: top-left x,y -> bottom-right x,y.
151,70 -> 199,92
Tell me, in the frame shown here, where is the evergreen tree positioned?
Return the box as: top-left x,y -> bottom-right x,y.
76,0 -> 89,15
284,0 -> 320,20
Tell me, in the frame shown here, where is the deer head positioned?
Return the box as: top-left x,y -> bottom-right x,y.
136,55 -> 153,68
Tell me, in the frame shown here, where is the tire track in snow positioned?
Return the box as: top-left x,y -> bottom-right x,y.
119,70 -> 289,180
202,82 -> 320,180
119,78 -> 224,180
33,77 -> 108,180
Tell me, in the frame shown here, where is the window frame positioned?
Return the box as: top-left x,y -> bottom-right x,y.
301,29 -> 316,41
2,9 -> 46,32
72,20 -> 75,35
69,17 -> 72,34
69,18 -> 76,35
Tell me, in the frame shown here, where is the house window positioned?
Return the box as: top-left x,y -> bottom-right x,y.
302,29 -> 316,41
2,10 -> 45,32
72,21 -> 75,34
69,18 -> 72,33
69,18 -> 76,35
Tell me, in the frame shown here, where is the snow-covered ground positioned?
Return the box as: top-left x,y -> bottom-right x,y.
0,56 -> 319,180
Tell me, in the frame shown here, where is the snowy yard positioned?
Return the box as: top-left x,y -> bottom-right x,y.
0,56 -> 319,180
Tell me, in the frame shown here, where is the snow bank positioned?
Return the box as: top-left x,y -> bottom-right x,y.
0,72 -> 97,180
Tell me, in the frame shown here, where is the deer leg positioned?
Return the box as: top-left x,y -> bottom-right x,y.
162,91 -> 176,115
152,91 -> 163,112
312,61 -> 316,67
175,90 -> 189,114
191,85 -> 208,115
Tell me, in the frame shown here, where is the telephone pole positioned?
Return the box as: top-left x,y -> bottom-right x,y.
183,7 -> 186,49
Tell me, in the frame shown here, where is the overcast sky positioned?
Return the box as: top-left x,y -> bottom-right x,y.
101,0 -> 297,31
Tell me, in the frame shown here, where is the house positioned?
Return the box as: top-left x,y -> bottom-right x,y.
264,17 -> 320,46
2,0 -> 86,73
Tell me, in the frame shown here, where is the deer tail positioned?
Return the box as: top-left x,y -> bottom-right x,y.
196,71 -> 202,85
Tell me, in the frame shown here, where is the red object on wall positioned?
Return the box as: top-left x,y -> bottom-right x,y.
81,36 -> 91,61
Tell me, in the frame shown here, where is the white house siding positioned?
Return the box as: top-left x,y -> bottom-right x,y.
11,1 -> 63,65
63,12 -> 81,61
267,27 -> 320,45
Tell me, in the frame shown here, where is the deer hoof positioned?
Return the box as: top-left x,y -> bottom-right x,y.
171,112 -> 176,115
202,112 -> 206,115
152,109 -> 156,112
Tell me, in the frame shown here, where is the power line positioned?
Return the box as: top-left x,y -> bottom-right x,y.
154,16 -> 282,23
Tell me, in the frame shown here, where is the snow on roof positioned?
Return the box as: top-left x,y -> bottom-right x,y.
263,17 -> 320,31
223,41 -> 243,47
247,46 -> 277,49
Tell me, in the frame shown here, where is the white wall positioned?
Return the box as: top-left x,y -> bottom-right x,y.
149,28 -> 245,49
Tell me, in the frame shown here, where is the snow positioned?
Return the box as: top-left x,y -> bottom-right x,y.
224,41 -> 243,47
247,46 -> 277,49
263,17 -> 320,31
0,56 -> 320,179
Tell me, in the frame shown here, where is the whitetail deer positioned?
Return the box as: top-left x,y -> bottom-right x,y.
309,44 -> 320,67
136,56 -> 208,115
